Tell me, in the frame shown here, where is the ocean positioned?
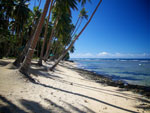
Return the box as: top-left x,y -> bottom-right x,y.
71,58 -> 150,86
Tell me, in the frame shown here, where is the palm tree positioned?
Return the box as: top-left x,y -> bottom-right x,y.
13,6 -> 42,67
0,0 -> 14,21
43,0 -> 78,62
0,0 -> 15,57
43,17 -> 59,61
72,0 -> 91,32
19,0 -> 51,76
72,8 -> 88,37
38,0 -> 54,66
13,0 -> 31,44
78,0 -> 91,6
0,0 -> 31,57
50,0 -> 102,71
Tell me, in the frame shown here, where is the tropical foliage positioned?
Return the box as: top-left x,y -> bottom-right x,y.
0,0 -> 102,77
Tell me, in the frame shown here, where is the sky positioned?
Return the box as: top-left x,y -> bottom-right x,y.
29,0 -> 150,58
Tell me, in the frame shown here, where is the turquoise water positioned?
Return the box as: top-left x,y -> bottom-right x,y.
71,58 -> 150,86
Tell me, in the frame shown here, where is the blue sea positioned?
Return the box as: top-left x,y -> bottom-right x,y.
71,58 -> 150,86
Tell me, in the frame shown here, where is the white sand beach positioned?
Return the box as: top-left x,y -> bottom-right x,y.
0,59 -> 150,113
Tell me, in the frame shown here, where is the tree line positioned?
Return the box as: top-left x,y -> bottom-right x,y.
0,0 -> 102,78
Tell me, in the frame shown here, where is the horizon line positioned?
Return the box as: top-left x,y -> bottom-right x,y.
70,57 -> 150,59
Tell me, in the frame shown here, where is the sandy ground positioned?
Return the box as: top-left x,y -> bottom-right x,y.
0,59 -> 150,113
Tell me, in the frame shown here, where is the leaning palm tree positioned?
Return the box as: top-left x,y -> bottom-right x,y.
43,0 -> 78,62
50,0 -> 102,71
13,6 -> 42,67
19,0 -> 51,76
72,8 -> 88,37
43,16 -> 59,62
38,0 -> 54,66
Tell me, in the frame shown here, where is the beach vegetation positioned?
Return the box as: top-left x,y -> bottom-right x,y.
0,0 -> 102,78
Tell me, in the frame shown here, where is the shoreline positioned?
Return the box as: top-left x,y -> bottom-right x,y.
0,59 -> 150,113
68,61 -> 150,98
70,58 -> 150,87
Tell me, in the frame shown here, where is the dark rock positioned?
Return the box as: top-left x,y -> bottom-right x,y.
72,67 -> 150,98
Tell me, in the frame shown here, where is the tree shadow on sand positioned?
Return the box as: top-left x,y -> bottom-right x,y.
44,70 -> 150,104
0,95 -> 53,113
32,81 -> 139,113
44,98 -> 96,113
0,95 -> 27,113
59,63 -> 150,98
30,67 -> 62,80
0,95 -> 96,113
61,100 -> 96,113
46,77 -> 141,101
0,60 -> 11,66
20,99 -> 51,113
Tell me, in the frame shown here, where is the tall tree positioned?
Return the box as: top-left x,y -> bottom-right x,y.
13,0 -> 31,47
0,0 -> 31,58
43,0 -> 78,61
50,0 -> 102,71
19,0 -> 51,76
72,8 -> 88,37
38,0 -> 54,66
13,6 -> 42,67
43,17 -> 59,61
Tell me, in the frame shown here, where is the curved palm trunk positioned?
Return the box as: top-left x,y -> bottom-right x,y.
38,0 -> 53,66
72,18 -> 82,37
13,2 -> 43,67
38,0 -> 42,8
20,26 -> 24,47
13,17 -> 40,67
19,0 -> 51,76
75,17 -> 80,28
71,17 -> 80,35
50,0 -> 102,71
43,17 -> 59,62
49,44 -> 58,61
13,35 -> 32,67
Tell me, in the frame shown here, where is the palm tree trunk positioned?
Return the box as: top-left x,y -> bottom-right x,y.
71,17 -> 80,34
13,37 -> 32,67
13,17 -> 40,67
50,0 -> 102,71
19,24 -> 25,47
38,0 -> 42,8
43,17 -> 59,62
49,44 -> 57,61
19,0 -> 51,76
5,47 -> 11,57
38,0 -> 53,66
72,18 -> 82,37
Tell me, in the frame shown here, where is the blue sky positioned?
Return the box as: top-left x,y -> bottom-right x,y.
29,0 -> 150,58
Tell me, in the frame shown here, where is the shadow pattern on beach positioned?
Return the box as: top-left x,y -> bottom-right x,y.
0,61 -> 149,113
32,81 -> 139,113
0,95 -> 96,113
0,60 -> 11,66
30,67 -> 62,80
0,95 -> 27,113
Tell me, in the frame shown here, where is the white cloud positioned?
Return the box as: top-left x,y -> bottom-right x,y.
97,52 -> 109,56
70,52 -> 150,58
70,53 -> 94,58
